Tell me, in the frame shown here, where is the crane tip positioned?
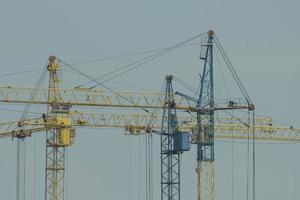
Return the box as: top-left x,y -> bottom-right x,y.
208,30 -> 214,36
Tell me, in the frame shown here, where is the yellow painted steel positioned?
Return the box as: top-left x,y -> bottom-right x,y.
59,128 -> 71,146
0,86 -> 250,111
45,116 -> 72,146
197,161 -> 215,200
47,116 -> 71,127
0,56 -> 299,200
46,56 -> 66,200
47,56 -> 59,72
0,112 -> 300,142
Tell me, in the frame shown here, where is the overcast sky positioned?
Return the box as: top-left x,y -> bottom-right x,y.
0,0 -> 300,200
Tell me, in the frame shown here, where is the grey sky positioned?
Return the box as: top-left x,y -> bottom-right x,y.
0,0 -> 300,200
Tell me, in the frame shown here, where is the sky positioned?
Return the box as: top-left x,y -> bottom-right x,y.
0,0 -> 300,200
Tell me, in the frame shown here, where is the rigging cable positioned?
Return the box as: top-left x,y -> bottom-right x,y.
19,65 -> 48,122
76,32 -> 206,89
59,60 -> 112,91
0,69 -> 42,78
0,42 -> 201,80
214,45 -> 231,98
71,42 -> 201,66
214,43 -> 237,200
0,107 -> 42,115
214,36 -> 253,106
61,58 -> 161,117
173,76 -> 198,94
146,81 -> 165,130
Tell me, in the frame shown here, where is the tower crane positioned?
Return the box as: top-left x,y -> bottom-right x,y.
0,87 -> 300,200
0,31 -> 300,200
1,111 -> 298,141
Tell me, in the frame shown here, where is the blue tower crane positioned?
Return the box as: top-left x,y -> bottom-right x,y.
175,30 -> 254,200
160,75 -> 190,200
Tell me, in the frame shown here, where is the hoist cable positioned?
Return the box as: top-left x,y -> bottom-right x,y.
16,140 -> 20,200
22,139 -> 27,200
16,139 -> 26,200
128,136 -> 132,200
252,111 -> 256,200
145,134 -> 149,200
230,111 -> 234,200
138,137 -> 142,200
150,133 -> 154,200
14,64 -> 47,200
33,136 -> 37,200
246,111 -> 250,200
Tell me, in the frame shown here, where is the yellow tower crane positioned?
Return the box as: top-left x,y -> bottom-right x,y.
1,111 -> 300,142
0,56 -> 300,200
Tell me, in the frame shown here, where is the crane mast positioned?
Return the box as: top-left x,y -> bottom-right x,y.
187,30 -> 254,200
196,30 -> 215,200
161,75 -> 181,200
46,56 -> 72,200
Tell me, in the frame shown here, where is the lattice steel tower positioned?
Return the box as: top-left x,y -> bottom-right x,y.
160,75 -> 191,200
45,56 -> 72,200
196,30 -> 215,200
160,75 -> 181,200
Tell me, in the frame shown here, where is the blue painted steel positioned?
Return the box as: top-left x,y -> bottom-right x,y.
159,31 -> 215,200
160,75 -> 181,200
173,132 -> 191,152
197,31 -> 215,162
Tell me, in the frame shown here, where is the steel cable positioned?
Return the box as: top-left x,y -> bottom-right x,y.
76,33 -> 206,89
